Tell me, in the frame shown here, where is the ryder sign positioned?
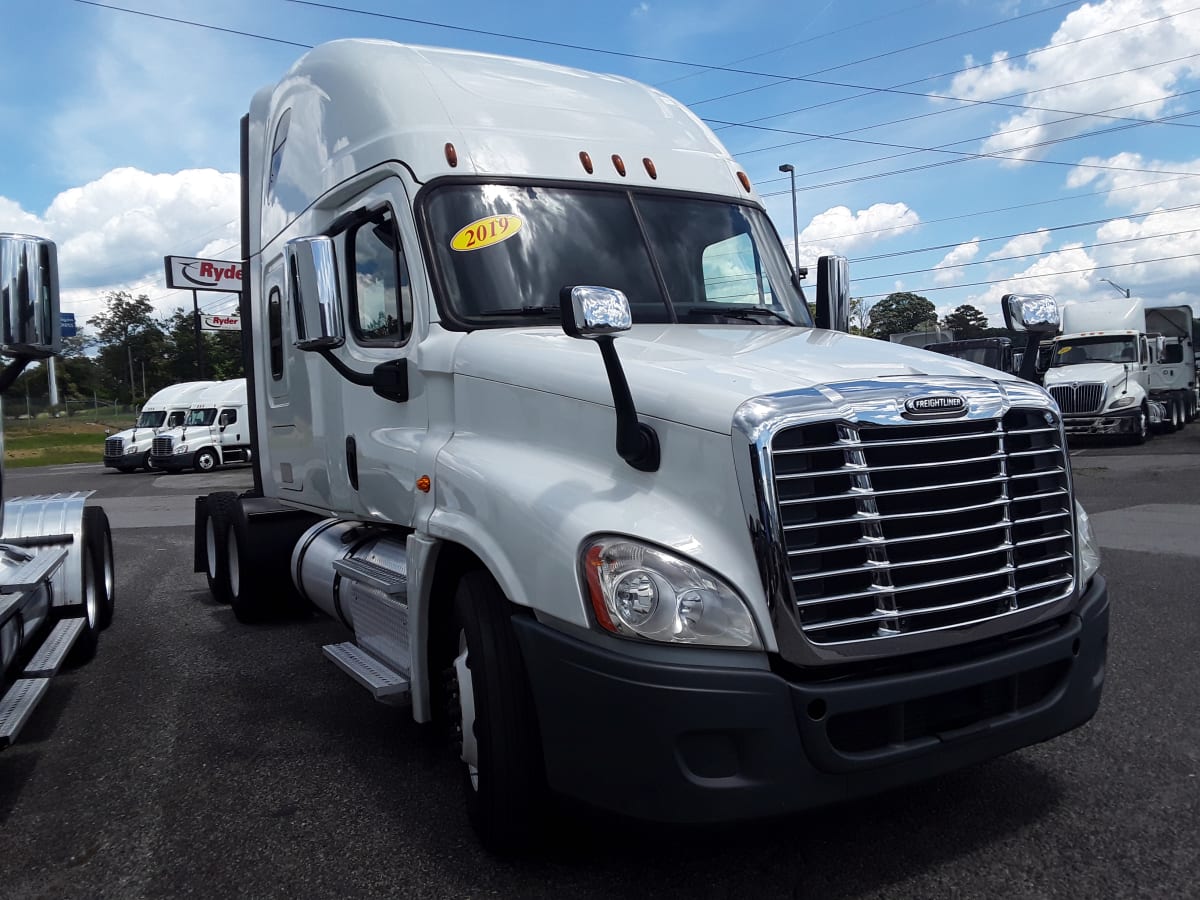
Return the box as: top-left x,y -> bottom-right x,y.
164,255 -> 243,292
201,314 -> 242,332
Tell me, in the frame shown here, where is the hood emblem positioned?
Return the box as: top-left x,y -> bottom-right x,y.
903,394 -> 967,419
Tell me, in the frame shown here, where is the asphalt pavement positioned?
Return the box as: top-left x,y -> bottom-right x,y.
0,438 -> 1197,899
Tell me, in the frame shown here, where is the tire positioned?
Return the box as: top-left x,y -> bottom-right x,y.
83,506 -> 116,630
204,492 -> 240,604
68,538 -> 102,665
226,502 -> 311,624
446,571 -> 545,854
1130,405 -> 1149,445
194,448 -> 219,473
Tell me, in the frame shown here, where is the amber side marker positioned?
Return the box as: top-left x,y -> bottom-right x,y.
580,151 -> 594,174
643,157 -> 657,179
612,154 -> 627,177
416,475 -> 431,493
737,171 -> 752,192
445,143 -> 458,167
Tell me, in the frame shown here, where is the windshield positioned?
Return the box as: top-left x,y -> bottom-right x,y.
424,184 -> 811,327
184,407 -> 217,427
136,410 -> 166,428
1051,336 -> 1138,367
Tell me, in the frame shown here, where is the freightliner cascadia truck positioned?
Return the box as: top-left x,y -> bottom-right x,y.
102,380 -> 214,472
193,40 -> 1109,852
0,234 -> 116,749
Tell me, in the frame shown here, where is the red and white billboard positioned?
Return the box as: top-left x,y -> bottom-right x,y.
164,256 -> 243,293
201,314 -> 242,332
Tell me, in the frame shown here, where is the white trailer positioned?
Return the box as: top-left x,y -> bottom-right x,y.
193,41 -> 1108,851
148,379 -> 251,473
0,234 -> 116,750
102,380 -> 215,472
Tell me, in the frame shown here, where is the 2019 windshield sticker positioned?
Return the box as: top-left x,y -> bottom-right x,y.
450,215 -> 524,252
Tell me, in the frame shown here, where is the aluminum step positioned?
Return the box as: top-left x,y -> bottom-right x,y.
24,617 -> 84,677
0,546 -> 68,594
333,558 -> 408,597
322,642 -> 411,704
0,677 -> 50,748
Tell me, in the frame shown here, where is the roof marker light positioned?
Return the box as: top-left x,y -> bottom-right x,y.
612,154 -> 626,177
737,171 -> 752,192
444,143 -> 458,167
580,151 -> 594,174
643,158 -> 657,179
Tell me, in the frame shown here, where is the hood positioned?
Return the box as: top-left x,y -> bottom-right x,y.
453,325 -> 1017,434
1043,362 -> 1132,388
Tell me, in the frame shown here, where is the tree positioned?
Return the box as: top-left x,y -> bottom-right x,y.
866,292 -> 937,339
161,308 -> 244,383
87,291 -> 168,403
941,304 -> 990,340
849,297 -> 868,335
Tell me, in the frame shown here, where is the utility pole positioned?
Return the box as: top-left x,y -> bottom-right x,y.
778,163 -> 799,278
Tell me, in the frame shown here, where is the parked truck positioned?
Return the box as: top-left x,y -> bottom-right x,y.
194,41 -> 1108,851
1043,297 -> 1168,443
102,380 -> 215,472
0,234 -> 116,749
1144,304 -> 1197,428
148,379 -> 251,473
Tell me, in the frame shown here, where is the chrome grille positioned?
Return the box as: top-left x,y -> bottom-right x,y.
1048,383 -> 1104,414
152,436 -> 173,455
104,437 -> 124,458
771,409 -> 1074,646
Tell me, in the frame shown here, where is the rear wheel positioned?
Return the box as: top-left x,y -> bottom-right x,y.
204,492 -> 239,604
83,507 -> 115,630
446,571 -> 545,854
227,502 -> 312,624
68,540 -> 101,665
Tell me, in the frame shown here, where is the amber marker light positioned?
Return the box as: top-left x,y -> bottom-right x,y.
580,151 -> 594,174
583,544 -> 618,633
737,171 -> 752,192
612,154 -> 627,177
416,475 -> 431,493
444,143 -> 458,167
643,157 -> 657,179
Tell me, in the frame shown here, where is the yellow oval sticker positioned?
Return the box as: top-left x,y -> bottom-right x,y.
450,215 -> 523,252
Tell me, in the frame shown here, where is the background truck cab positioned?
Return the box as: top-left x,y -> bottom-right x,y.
149,379 -> 250,472
102,380 -> 215,472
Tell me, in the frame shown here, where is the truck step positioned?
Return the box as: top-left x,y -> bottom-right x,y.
0,677 -> 50,748
0,546 -> 68,594
333,558 -> 408,597
322,641 -> 411,704
24,617 -> 84,677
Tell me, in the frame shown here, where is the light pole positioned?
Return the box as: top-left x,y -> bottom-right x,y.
1099,277 -> 1131,298
778,163 -> 799,278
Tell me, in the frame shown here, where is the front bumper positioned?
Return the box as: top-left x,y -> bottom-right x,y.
103,451 -> 148,469
515,575 -> 1108,823
148,452 -> 191,472
1061,408 -> 1139,435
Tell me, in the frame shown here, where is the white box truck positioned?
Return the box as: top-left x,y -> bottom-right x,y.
194,41 -> 1108,851
102,380 -> 215,472
148,379 -> 251,473
0,234 -> 116,749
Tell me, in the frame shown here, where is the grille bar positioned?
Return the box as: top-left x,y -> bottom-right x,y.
770,407 -> 1075,647
1049,383 -> 1105,414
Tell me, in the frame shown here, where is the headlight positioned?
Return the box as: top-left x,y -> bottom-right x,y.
125,445 -> 138,455
174,444 -> 189,454
581,538 -> 762,649
1075,501 -> 1101,585
1109,396 -> 1136,409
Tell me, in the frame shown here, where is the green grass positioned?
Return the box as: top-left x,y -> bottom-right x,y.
3,415 -> 135,468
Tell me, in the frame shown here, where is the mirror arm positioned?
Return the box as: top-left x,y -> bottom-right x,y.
1018,334 -> 1042,383
0,358 -> 31,395
315,349 -> 409,403
596,336 -> 659,472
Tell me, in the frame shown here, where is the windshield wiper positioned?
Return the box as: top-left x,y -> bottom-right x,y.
686,304 -> 795,326
478,305 -> 561,317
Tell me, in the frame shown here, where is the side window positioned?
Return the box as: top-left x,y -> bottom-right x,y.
220,409 -> 238,426
268,109 -> 290,195
1161,343 -> 1184,364
701,233 -> 774,305
167,411 -> 185,427
350,210 -> 412,345
268,286 -> 284,380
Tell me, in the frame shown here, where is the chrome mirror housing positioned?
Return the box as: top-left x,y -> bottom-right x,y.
815,255 -> 849,332
560,285 -> 632,340
0,233 -> 60,359
285,236 -> 345,350
1002,293 -> 1060,334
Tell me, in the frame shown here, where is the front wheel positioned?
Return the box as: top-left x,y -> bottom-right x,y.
447,571 -> 545,854
1130,405 -> 1149,445
194,448 -> 219,472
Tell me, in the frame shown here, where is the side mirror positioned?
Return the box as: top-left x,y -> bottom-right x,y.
560,285 -> 632,339
285,236 -> 345,350
1001,293 -> 1060,334
815,255 -> 849,332
0,233 -> 60,359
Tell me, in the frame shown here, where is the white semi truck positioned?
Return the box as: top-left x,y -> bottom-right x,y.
0,234 -> 116,749
1145,304 -> 1197,428
194,41 -> 1108,851
102,380 -> 215,472
148,379 -> 251,473
1043,297 -> 1179,443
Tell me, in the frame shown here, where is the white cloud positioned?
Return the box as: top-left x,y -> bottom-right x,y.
986,228 -> 1051,261
949,0 -> 1200,163
1066,152 -> 1200,211
933,238 -> 981,284
794,202 -> 920,264
1,167 -> 240,326
631,2 -> 651,17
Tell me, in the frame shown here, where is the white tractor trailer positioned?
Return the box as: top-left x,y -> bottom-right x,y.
193,41 -> 1109,851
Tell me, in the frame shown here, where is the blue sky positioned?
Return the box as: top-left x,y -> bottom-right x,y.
2,0 -> 1198,328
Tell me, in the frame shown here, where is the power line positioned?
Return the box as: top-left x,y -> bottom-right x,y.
72,0 -> 312,48
853,227 -> 1200,283
855,252 -> 1198,300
